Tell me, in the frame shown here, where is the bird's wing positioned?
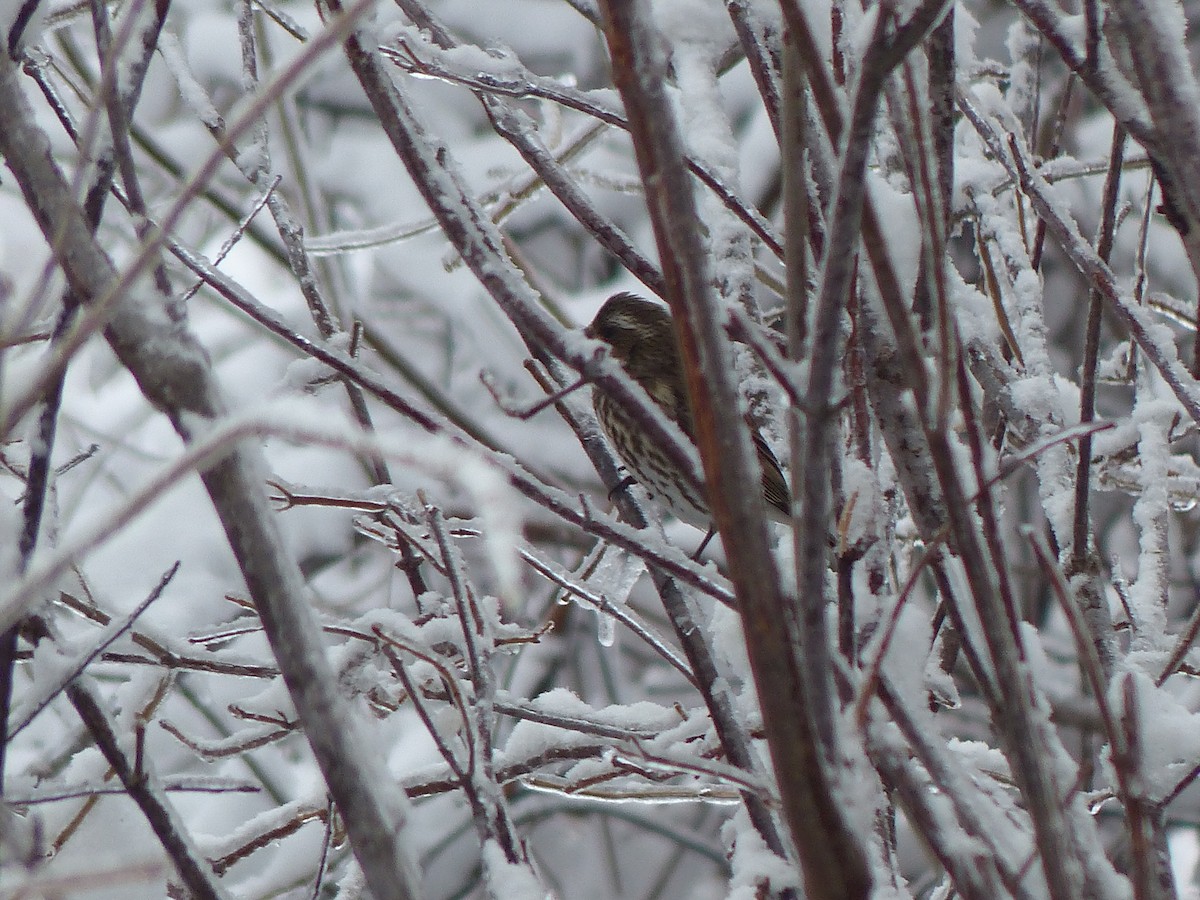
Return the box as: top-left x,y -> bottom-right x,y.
754,432 -> 792,518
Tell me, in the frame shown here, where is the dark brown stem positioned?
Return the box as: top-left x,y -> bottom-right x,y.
0,20 -> 423,897
600,2 -> 871,897
524,360 -> 791,864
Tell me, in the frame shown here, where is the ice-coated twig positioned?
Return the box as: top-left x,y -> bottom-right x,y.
383,18 -> 784,258
603,1 -> 874,896
205,798 -> 330,875
179,174 -> 281,304
484,105 -> 668,298
518,546 -> 696,684
7,562 -> 180,739
161,719 -> 292,760
10,775 -> 261,806
1024,525 -> 1164,892
0,10 -> 425,896
22,619 -> 232,899
0,0 -> 377,443
424,500 -> 530,867
960,89 -> 1200,427
863,674 -> 1028,900
521,351 -> 789,871
375,627 -> 473,781
82,234 -> 743,609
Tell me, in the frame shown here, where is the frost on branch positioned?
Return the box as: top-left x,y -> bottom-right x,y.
8,0 -> 1200,897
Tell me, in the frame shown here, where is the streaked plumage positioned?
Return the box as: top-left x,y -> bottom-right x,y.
585,292 -> 791,526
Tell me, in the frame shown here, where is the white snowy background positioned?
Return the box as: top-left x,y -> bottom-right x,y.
3,0 -> 1200,898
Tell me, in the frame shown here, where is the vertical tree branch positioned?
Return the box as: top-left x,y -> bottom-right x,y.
598,2 -> 872,897
0,48 -> 422,900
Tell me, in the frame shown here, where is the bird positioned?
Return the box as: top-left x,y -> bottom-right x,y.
584,292 -> 792,529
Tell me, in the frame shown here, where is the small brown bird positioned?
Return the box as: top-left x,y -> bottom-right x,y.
585,292 -> 791,528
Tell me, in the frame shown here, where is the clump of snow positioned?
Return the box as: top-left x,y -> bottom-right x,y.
481,840 -> 548,899
721,806 -> 801,899
1107,672 -> 1200,802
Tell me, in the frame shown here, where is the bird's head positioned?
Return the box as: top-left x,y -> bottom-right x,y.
585,293 -> 679,382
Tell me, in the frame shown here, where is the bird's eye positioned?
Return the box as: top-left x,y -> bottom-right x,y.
605,318 -> 634,342
608,315 -> 636,337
